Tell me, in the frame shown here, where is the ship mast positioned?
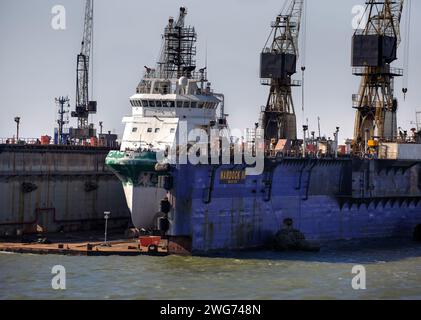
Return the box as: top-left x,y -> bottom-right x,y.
157,7 -> 197,80
260,0 -> 304,146
351,0 -> 405,154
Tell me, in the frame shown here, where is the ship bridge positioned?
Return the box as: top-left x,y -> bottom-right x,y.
129,93 -> 220,112
120,71 -> 226,152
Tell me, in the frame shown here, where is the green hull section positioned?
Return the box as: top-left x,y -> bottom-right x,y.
105,150 -> 158,185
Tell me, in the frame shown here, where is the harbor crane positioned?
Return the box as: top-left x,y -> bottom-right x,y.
70,0 -> 97,141
351,0 -> 405,154
260,0 -> 305,147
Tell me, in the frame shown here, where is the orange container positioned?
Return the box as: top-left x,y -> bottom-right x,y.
40,135 -> 50,145
90,136 -> 98,146
306,144 -> 317,153
139,236 -> 161,247
338,145 -> 346,155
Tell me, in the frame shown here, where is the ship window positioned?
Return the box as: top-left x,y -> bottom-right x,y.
148,100 -> 155,107
147,128 -> 153,133
142,100 -> 149,107
170,128 -> 175,133
198,103 -> 204,109
156,101 -> 162,108
155,128 -> 160,133
176,101 -> 183,108
132,127 -> 138,133
191,102 -> 197,108
183,101 -> 189,108
162,84 -> 169,94
164,101 -> 175,108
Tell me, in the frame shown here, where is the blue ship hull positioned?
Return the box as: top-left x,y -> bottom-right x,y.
166,158 -> 421,253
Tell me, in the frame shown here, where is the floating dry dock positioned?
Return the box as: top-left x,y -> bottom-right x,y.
0,144 -> 130,236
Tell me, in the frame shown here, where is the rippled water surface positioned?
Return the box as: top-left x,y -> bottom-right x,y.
1,239 -> 421,300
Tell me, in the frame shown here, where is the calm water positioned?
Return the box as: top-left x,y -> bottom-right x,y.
1,239 -> 421,300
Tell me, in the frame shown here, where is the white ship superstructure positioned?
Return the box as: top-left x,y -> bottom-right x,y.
106,7 -> 226,229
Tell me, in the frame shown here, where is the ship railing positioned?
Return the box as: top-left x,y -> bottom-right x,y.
0,137 -> 120,149
143,70 -> 208,82
352,66 -> 403,76
354,29 -> 396,38
266,150 -> 351,160
385,136 -> 419,144
260,79 -> 302,87
0,137 -> 44,145
351,94 -> 398,109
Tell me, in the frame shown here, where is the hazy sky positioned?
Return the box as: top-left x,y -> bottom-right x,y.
1,0 -> 420,142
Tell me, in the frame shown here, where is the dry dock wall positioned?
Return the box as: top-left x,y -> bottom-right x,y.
0,144 -> 130,236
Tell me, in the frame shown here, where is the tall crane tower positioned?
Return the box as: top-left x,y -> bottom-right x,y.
260,0 -> 304,147
71,0 -> 97,141
351,0 -> 405,154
